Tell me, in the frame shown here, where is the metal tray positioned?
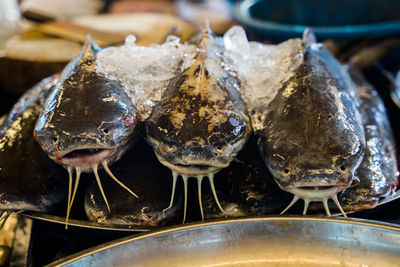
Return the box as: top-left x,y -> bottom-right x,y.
23,190 -> 400,231
47,216 -> 400,267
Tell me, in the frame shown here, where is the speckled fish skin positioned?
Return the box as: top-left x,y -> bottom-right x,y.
145,30 -> 251,174
0,76 -> 66,212
84,140 -> 183,226
34,40 -> 141,171
339,70 -> 399,211
258,35 -> 365,195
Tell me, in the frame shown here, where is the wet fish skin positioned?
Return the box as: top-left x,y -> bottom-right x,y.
340,70 -> 399,211
0,76 -> 66,212
34,40 -> 141,169
258,37 -> 365,195
146,30 -> 251,171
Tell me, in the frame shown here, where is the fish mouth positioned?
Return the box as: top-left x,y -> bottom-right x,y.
52,147 -> 114,171
289,186 -> 339,200
155,154 -> 228,176
280,185 -> 348,217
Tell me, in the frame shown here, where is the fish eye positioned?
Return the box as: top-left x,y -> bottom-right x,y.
284,169 -> 290,174
52,137 -> 58,143
102,128 -> 109,134
340,165 -> 346,171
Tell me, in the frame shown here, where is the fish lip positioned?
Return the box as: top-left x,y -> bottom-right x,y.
50,146 -> 115,169
155,153 -> 228,176
285,186 -> 346,201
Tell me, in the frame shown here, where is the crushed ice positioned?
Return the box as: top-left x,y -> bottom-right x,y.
223,26 -> 304,132
95,35 -> 197,120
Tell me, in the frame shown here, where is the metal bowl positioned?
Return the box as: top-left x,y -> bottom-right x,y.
48,216 -> 400,266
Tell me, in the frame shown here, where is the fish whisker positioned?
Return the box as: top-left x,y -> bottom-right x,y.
208,173 -> 226,216
65,167 -> 81,229
303,199 -> 310,215
102,161 -> 139,199
280,195 -> 300,215
163,170 -> 178,217
182,175 -> 188,224
323,198 -> 331,216
332,194 -> 347,217
93,164 -> 110,212
197,175 -> 204,221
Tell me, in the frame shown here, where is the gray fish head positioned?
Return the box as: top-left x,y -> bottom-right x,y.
263,136 -> 364,198
146,64 -> 251,177
34,40 -> 141,172
147,107 -> 249,176
146,28 -> 251,177
259,44 -> 365,203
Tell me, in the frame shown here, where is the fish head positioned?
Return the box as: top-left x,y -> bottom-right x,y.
259,37 -> 365,206
146,30 -> 251,177
34,39 -> 141,172
147,96 -> 250,176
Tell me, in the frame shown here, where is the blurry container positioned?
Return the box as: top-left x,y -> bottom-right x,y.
233,0 -> 400,42
0,0 -> 20,50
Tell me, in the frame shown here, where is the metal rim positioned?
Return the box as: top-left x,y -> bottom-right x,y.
47,215 -> 400,267
23,190 -> 400,231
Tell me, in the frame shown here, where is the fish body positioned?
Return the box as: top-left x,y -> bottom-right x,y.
33,38 -> 142,226
257,30 -> 365,215
145,29 -> 251,222
0,76 -> 66,213
339,70 -> 399,211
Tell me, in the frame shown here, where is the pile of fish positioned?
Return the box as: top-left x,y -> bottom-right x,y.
0,26 -> 398,227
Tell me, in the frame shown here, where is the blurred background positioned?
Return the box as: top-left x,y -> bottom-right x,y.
1,1 -> 400,266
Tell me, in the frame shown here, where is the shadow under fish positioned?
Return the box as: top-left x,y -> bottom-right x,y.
203,136 -> 292,219
84,140 -> 183,226
0,76 -> 66,225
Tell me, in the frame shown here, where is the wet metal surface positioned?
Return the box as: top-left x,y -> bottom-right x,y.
48,216 -> 400,267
